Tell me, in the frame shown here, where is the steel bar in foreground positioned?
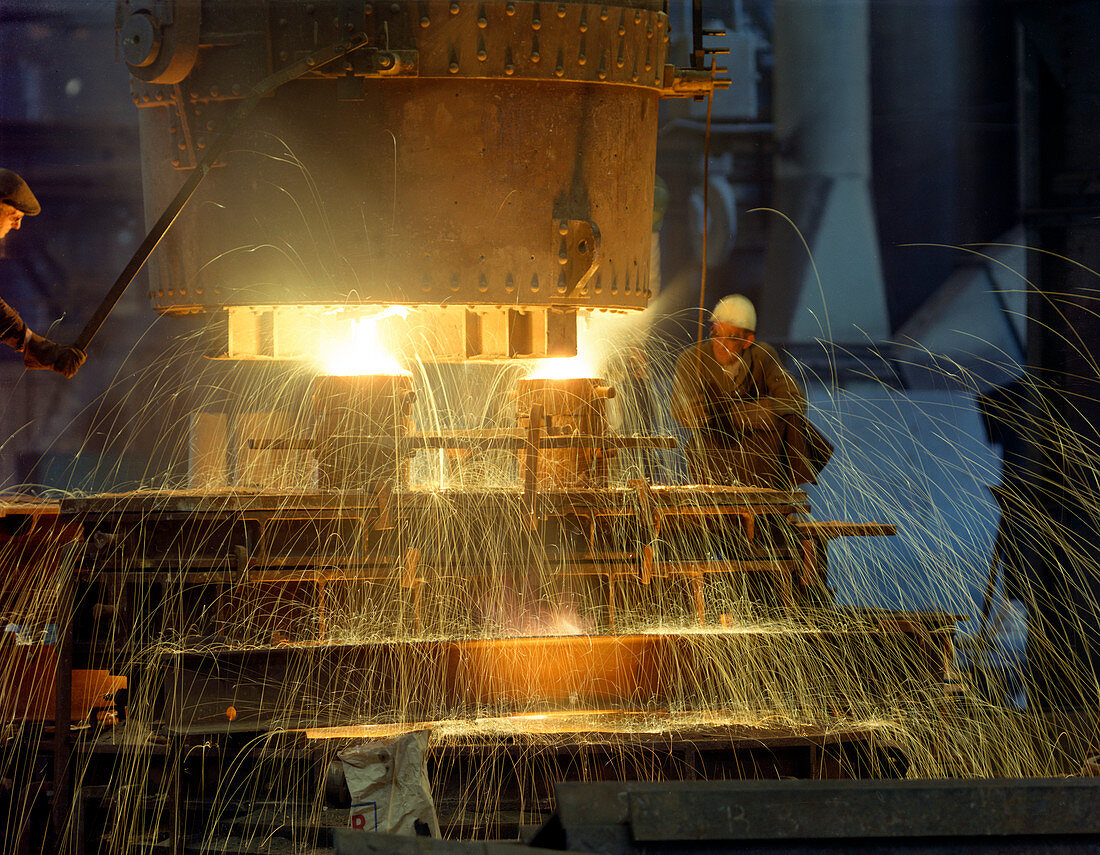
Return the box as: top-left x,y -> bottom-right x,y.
535,778 -> 1100,854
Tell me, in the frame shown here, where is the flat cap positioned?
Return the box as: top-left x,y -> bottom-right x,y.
0,169 -> 41,216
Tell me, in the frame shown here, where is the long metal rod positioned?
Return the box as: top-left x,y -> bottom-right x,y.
691,0 -> 704,68
73,35 -> 368,353
251,434 -> 678,451
695,54 -> 716,343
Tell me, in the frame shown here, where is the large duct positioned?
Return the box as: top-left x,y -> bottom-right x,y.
758,0 -> 889,344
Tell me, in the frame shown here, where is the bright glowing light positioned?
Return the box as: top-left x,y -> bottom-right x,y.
525,311 -> 615,379
526,355 -> 597,380
317,308 -> 411,376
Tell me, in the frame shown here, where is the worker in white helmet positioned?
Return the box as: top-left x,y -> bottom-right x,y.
672,294 -> 831,489
0,168 -> 85,378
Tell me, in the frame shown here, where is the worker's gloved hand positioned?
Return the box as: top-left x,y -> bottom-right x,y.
23,332 -> 86,378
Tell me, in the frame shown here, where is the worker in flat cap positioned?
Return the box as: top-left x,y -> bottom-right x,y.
0,169 -> 85,378
672,294 -> 831,489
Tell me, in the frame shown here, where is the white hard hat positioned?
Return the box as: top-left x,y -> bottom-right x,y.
711,294 -> 756,331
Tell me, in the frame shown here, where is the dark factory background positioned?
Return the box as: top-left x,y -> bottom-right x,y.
4,6 -> 1100,853
0,0 -> 1089,642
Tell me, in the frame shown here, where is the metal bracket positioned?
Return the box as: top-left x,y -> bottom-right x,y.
556,218 -> 601,298
661,65 -> 732,98
335,49 -> 420,96
338,48 -> 420,77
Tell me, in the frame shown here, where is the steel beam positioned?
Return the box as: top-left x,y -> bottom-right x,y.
537,779 -> 1100,854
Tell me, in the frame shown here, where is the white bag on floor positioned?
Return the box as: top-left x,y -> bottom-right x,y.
338,730 -> 440,837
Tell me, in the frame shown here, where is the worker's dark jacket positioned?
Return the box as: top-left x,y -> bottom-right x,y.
672,339 -> 832,489
1,298 -> 27,350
